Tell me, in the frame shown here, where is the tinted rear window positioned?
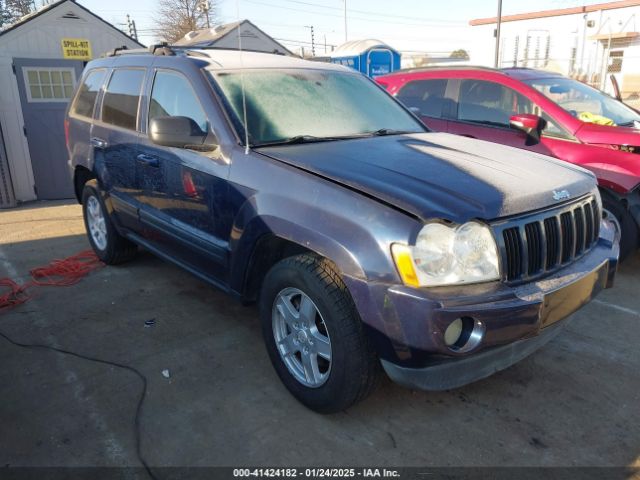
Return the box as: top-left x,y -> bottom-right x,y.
101,69 -> 145,130
396,79 -> 448,118
70,69 -> 106,118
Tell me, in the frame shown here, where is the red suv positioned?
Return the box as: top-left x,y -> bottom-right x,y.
377,67 -> 640,259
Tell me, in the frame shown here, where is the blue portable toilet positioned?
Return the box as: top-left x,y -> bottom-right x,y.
330,39 -> 401,78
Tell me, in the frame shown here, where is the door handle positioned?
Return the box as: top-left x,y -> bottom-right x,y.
136,153 -> 159,168
90,137 -> 108,149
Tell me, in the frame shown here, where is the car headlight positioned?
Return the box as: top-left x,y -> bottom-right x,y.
391,221 -> 500,287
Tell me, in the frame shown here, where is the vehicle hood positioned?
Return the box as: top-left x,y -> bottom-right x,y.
576,122 -> 640,146
256,132 -> 597,222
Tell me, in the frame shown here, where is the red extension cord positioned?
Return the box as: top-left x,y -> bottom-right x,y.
0,250 -> 103,311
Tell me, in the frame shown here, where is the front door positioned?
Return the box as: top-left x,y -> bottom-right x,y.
447,78 -> 573,159
137,69 -> 231,283
14,58 -> 84,199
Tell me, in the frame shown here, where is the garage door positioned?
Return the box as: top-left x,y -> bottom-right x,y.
13,58 -> 84,200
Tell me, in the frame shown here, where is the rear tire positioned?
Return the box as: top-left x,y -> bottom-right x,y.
82,181 -> 137,265
602,196 -> 638,261
259,254 -> 380,413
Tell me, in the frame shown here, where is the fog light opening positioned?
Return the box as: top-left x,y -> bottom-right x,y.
444,317 -> 485,353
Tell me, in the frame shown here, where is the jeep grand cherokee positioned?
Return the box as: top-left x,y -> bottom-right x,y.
66,46 -> 619,413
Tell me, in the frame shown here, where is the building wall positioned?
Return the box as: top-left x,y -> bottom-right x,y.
470,4 -> 640,96
0,1 -> 141,202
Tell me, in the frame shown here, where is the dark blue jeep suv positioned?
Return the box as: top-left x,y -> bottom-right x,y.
66,46 -> 619,413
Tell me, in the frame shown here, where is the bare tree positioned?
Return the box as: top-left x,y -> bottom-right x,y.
154,0 -> 216,43
1,0 -> 35,27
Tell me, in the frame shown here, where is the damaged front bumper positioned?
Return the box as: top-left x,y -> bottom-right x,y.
362,220 -> 619,391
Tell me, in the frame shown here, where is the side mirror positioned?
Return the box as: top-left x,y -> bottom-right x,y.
509,113 -> 546,145
149,116 -> 217,151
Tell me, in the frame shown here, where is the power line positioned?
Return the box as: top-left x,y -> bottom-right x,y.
276,0 -> 465,24
243,0 -> 466,27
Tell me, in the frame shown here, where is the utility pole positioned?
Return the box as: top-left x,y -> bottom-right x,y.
198,0 -> 211,29
126,14 -> 138,41
494,0 -> 502,68
343,0 -> 347,43
305,25 -> 315,56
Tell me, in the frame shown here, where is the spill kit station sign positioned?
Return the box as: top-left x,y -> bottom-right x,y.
61,38 -> 92,60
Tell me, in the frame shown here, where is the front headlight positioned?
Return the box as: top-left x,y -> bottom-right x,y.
392,221 -> 500,287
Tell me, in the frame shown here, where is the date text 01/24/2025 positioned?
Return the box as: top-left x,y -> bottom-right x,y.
232,468 -> 400,478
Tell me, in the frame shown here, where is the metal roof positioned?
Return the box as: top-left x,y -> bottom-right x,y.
199,49 -> 349,70
106,45 -> 351,72
470,0 -> 640,26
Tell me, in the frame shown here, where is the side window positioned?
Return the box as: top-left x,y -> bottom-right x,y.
458,80 -> 520,127
396,79 -> 447,118
540,112 -> 573,140
70,69 -> 106,118
457,79 -> 572,139
149,71 -> 208,132
101,69 -> 145,131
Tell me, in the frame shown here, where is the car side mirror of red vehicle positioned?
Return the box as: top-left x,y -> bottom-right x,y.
509,113 -> 546,145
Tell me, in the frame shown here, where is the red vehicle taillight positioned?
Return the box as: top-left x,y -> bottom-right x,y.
64,118 -> 70,150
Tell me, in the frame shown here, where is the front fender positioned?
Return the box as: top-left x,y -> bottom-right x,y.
227,192 -> 418,332
228,193 -> 396,288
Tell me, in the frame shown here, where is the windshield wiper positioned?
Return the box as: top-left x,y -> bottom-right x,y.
253,129 -> 417,147
366,128 -> 416,136
254,135 -> 345,147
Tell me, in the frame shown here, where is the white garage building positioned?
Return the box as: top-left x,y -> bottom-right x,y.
469,0 -> 640,99
0,0 -> 143,208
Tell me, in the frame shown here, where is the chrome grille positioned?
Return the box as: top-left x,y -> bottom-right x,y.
498,197 -> 600,283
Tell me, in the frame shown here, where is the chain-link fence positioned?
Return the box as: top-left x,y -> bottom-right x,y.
496,31 -> 640,110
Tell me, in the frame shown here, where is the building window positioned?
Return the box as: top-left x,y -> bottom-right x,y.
23,68 -> 76,102
609,51 -> 624,74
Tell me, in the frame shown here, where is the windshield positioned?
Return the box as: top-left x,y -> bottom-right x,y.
211,69 -> 424,146
525,77 -> 640,127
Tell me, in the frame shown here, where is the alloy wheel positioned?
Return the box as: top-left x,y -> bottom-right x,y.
271,287 -> 332,388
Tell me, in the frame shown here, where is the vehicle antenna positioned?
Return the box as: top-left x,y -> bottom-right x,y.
236,0 -> 250,154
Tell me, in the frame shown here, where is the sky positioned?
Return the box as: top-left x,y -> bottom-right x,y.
74,0 -> 612,54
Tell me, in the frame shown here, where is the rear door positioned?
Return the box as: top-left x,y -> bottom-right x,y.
91,67 -> 147,231
14,58 -> 84,199
394,78 -> 450,132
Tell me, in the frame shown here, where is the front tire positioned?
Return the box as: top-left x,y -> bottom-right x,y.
259,254 -> 380,413
82,181 -> 137,265
602,196 -> 638,261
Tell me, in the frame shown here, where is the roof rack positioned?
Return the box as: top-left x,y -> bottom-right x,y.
104,43 -> 175,57
103,45 -> 132,57
104,43 -> 291,58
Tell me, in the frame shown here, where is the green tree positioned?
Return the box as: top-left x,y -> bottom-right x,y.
450,49 -> 470,60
